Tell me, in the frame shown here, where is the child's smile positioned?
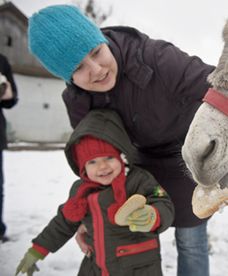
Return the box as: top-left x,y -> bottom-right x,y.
85,156 -> 121,185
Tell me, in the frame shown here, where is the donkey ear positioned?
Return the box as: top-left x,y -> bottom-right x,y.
207,19 -> 228,89
222,20 -> 228,43
222,20 -> 228,75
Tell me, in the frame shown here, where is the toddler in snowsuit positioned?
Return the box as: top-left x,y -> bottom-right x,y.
16,109 -> 174,276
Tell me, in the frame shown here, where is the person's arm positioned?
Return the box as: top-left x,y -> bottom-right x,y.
0,55 -> 18,108
15,205 -> 80,276
15,181 -> 81,275
144,39 -> 215,100
32,205 -> 80,253
126,169 -> 175,234
31,180 -> 84,253
62,84 -> 91,129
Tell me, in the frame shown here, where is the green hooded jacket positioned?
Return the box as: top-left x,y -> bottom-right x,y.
32,109 -> 174,275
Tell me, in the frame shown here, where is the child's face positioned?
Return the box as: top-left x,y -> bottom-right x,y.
72,44 -> 118,92
85,156 -> 121,185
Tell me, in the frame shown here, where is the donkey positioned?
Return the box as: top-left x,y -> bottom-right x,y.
182,20 -> 228,189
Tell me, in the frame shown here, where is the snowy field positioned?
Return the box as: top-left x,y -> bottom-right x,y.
0,150 -> 227,276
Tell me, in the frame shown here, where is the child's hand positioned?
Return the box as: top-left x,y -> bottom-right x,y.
127,205 -> 157,232
15,249 -> 40,276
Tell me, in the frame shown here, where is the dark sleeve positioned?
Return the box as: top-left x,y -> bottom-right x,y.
129,168 -> 175,234
62,85 -> 91,129
145,39 -> 215,99
0,55 -> 18,108
32,205 -> 80,253
32,181 -> 82,253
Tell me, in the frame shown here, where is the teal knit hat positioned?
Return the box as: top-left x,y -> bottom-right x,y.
28,5 -> 108,82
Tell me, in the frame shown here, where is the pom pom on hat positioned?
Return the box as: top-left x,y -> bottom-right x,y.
28,5 -> 108,82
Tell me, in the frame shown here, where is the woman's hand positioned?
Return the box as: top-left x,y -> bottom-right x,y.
75,224 -> 93,257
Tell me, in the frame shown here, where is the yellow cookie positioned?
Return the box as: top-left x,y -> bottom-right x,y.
114,194 -> 146,226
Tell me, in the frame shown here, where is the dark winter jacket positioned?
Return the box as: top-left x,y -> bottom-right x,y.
32,109 -> 174,276
0,54 -> 18,150
62,26 -> 215,227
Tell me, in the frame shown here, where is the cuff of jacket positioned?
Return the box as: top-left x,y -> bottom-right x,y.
150,206 -> 161,232
31,243 -> 49,259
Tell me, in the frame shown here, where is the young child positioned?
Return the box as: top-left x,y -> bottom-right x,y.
16,109 -> 174,276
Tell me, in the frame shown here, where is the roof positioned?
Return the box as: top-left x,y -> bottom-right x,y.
0,1 -> 28,26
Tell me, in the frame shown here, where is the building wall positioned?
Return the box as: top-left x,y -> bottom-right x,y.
4,74 -> 73,143
0,9 -> 27,61
0,3 -> 72,144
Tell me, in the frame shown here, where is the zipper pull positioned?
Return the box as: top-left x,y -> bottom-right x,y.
105,94 -> 110,105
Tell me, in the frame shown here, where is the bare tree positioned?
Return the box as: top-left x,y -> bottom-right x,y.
71,0 -> 112,26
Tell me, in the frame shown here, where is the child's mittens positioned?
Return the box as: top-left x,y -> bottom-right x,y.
127,205 -> 157,232
15,248 -> 42,276
114,194 -> 147,226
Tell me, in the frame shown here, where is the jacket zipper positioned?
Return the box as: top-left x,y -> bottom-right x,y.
116,239 -> 158,257
88,193 -> 109,276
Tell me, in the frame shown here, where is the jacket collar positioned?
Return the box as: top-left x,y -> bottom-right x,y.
106,31 -> 154,90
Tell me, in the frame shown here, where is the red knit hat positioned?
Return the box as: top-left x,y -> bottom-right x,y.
62,135 -> 127,224
74,135 -> 122,177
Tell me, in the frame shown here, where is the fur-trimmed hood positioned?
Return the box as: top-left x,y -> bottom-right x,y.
65,109 -> 135,176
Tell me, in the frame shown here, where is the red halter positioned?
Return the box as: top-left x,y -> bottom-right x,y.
203,88 -> 228,116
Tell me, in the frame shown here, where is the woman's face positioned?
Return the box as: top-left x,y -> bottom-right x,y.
72,43 -> 118,92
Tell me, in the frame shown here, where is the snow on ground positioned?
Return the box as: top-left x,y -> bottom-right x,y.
0,150 -> 227,276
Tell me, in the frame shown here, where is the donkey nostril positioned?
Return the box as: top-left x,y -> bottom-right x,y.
201,140 -> 216,161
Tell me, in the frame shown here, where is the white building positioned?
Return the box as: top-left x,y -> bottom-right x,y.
0,1 -> 72,144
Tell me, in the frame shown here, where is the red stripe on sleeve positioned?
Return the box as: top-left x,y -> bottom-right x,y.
32,243 -> 49,257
